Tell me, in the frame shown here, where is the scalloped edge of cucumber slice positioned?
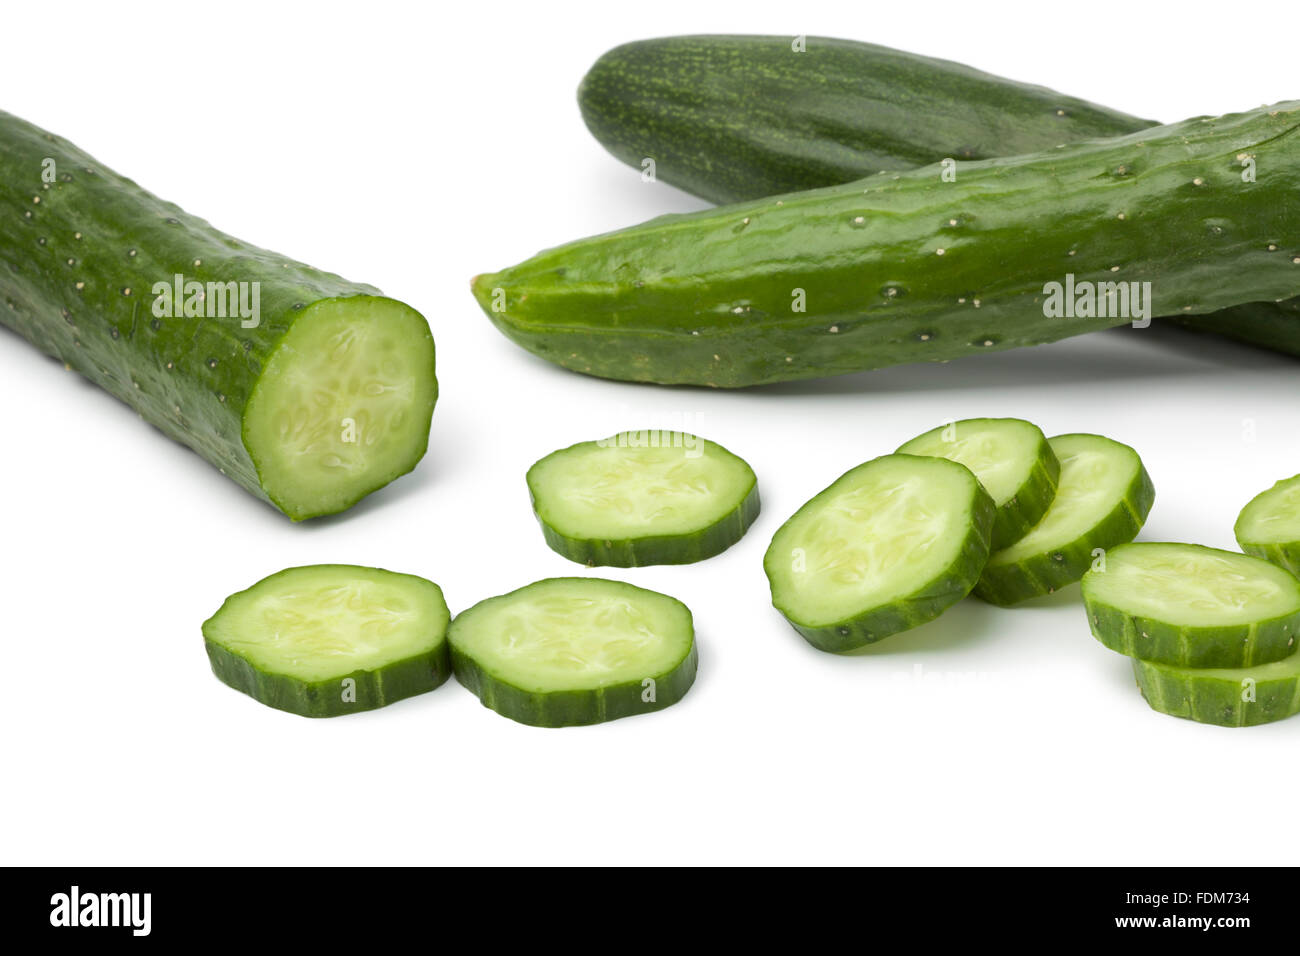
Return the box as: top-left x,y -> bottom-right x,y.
1235,473 -> 1300,578
1133,651 -> 1300,727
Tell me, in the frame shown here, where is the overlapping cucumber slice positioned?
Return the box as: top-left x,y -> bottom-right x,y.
1133,652 -> 1300,728
203,564 -> 451,717
974,433 -> 1155,606
1083,543 -> 1300,668
896,417 -> 1059,550
764,454 -> 994,652
1235,474 -> 1300,578
448,577 -> 697,727
526,430 -> 759,566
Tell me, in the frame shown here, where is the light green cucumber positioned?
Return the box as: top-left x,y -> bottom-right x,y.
896,417 -> 1058,550
974,434 -> 1154,606
527,430 -> 759,566
763,454 -> 994,652
1235,474 -> 1300,577
448,577 -> 697,727
1133,653 -> 1300,727
202,565 -> 451,718
1083,543 -> 1300,668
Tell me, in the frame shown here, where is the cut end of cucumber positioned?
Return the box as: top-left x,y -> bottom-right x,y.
1236,474 -> 1300,545
243,296 -> 437,521
897,418 -> 1046,506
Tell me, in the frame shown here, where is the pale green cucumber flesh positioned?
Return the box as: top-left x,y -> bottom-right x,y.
1235,474 -> 1300,577
1083,543 -> 1300,668
526,431 -> 759,566
764,454 -> 994,652
1133,653 -> 1300,727
974,433 -> 1154,606
448,577 -> 697,727
896,417 -> 1059,550
202,565 -> 451,718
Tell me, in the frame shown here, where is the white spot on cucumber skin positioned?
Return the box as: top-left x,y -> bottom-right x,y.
73,232 -> 81,240
1193,177 -> 1205,186
1117,213 -> 1126,220
935,248 -> 946,256
193,259 -> 202,267
1109,266 -> 1120,272
74,281 -> 84,291
1268,244 -> 1277,251
31,196 -> 40,204
829,326 -> 839,333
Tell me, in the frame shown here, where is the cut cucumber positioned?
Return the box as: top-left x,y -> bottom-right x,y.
1235,474 -> 1300,578
1083,543 -> 1300,668
526,430 -> 759,566
763,454 -> 994,652
448,577 -> 696,727
1133,653 -> 1300,727
0,110 -> 437,520
974,433 -> 1154,606
896,418 -> 1059,550
203,565 -> 451,717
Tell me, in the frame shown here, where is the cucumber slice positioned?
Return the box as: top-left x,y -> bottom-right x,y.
526,431 -> 759,566
1133,653 -> 1300,727
448,577 -> 697,727
1235,474 -> 1300,578
203,565 -> 451,718
896,418 -> 1059,550
1083,543 -> 1300,668
763,454 -> 994,652
973,433 -> 1154,606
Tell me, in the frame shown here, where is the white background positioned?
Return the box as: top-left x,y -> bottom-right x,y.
3,0 -> 1297,866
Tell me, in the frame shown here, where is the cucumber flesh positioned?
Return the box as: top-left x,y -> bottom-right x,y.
764,454 -> 994,652
203,565 -> 451,717
974,433 -> 1154,606
1133,653 -> 1300,727
1235,474 -> 1300,578
896,417 -> 1059,550
448,577 -> 697,727
526,431 -> 759,566
1083,543 -> 1300,668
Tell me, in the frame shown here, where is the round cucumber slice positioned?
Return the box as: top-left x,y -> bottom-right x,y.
448,577 -> 697,727
1083,543 -> 1300,668
202,564 -> 451,717
973,433 -> 1154,606
1235,474 -> 1300,578
896,417 -> 1060,550
526,431 -> 759,566
1133,652 -> 1300,727
763,453 -> 994,652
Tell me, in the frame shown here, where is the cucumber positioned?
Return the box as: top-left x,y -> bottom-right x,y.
974,434 -> 1154,606
1235,474 -> 1300,577
448,577 -> 697,727
0,111 -> 437,520
472,102 -> 1300,387
526,430 -> 759,566
895,417 -> 1059,550
1133,654 -> 1300,727
202,565 -> 451,718
1083,543 -> 1300,668
763,454 -> 994,652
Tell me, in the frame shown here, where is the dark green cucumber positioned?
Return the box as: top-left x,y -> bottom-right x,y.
527,430 -> 759,566
448,577 -> 697,727
763,454 -> 994,652
895,417 -> 1059,550
1083,543 -> 1300,668
1133,654 -> 1300,727
1235,474 -> 1300,577
203,565 -> 452,718
0,110 -> 437,520
473,102 -> 1300,387
578,35 -> 1300,360
974,434 -> 1154,606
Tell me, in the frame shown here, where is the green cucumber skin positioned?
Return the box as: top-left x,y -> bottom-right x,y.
1239,542 -> 1300,578
0,110 -> 435,519
1088,599 -> 1299,669
1132,659 -> 1300,728
533,484 -> 760,567
205,641 -> 451,719
474,103 -> 1300,387
973,440 -> 1156,606
579,35 -> 1156,205
990,449 -> 1060,551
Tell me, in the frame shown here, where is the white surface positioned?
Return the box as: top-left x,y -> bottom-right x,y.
2,0 -> 1297,866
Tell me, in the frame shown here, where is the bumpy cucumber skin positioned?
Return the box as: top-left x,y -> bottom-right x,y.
765,456 -> 996,653
973,435 -> 1155,607
0,110 -> 436,520
473,103 -> 1300,387
1132,658 -> 1300,728
578,35 -> 1155,205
